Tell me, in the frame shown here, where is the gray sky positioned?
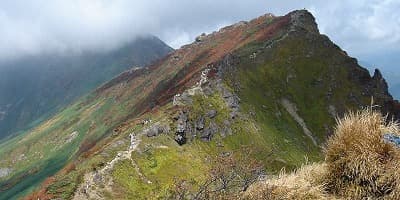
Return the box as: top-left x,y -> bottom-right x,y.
0,0 -> 399,73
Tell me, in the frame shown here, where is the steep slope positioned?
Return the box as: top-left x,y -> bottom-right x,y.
1,10 -> 399,199
0,36 -> 172,140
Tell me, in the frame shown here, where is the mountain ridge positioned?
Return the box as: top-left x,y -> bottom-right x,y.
1,10 -> 399,199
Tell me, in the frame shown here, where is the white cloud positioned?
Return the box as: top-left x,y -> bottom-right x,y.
0,0 -> 399,69
0,0 -> 269,61
308,0 -> 400,55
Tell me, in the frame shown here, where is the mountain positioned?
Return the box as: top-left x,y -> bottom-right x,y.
0,36 -> 172,140
1,10 -> 399,199
359,60 -> 400,100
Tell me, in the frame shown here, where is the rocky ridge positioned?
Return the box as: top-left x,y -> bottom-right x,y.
1,10 -> 400,199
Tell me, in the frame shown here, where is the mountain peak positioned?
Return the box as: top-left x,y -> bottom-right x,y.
372,68 -> 392,99
288,9 -> 319,34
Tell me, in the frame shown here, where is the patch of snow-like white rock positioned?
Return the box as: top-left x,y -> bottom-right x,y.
0,168 -> 12,178
173,68 -> 211,106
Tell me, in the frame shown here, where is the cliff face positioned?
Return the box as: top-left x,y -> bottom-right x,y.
1,10 -> 399,199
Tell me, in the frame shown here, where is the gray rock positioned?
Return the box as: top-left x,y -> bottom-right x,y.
186,123 -> 194,141
206,110 -> 217,118
176,122 -> 186,133
220,120 -> 232,137
225,95 -> 240,108
112,140 -> 126,148
175,134 -> 186,145
222,88 -> 233,98
223,120 -> 231,126
93,171 -> 102,184
230,111 -> 238,119
145,126 -> 160,137
180,93 -> 193,105
0,168 -> 12,178
202,86 -> 214,96
178,110 -> 188,122
195,116 -> 205,130
222,88 -> 240,108
145,124 -> 170,137
195,33 -> 206,42
201,122 -> 218,141
175,110 -> 189,145
176,111 -> 188,133
173,92 -> 193,106
383,133 -> 400,147
220,152 -> 231,157
116,140 -> 125,145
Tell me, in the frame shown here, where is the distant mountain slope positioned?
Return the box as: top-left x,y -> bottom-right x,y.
1,10 -> 399,199
0,36 -> 172,140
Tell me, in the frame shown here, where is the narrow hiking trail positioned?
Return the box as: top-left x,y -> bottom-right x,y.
73,132 -> 150,199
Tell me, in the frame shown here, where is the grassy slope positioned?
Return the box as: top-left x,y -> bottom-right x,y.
0,10 -> 392,199
106,21 -> 386,199
108,33 -> 379,197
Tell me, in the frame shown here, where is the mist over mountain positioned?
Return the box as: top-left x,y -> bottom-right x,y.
0,36 -> 172,140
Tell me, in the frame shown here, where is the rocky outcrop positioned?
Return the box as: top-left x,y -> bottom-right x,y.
206,110 -> 217,118
144,123 -> 170,137
289,10 -> 319,34
0,168 -> 11,178
174,110 -> 189,145
65,131 -> 79,143
195,116 -> 205,131
371,69 -> 392,100
200,121 -> 219,141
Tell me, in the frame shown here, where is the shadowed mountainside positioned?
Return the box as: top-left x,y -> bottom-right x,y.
0,36 -> 172,140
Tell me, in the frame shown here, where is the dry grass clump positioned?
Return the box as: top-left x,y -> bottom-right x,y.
324,109 -> 400,199
244,109 -> 400,199
243,163 -> 336,199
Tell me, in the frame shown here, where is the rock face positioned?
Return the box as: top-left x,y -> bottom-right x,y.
144,123 -> 170,137
195,116 -> 205,131
175,111 -> 189,145
0,168 -> 11,178
206,110 -> 217,118
371,69 -> 392,100
289,10 -> 319,34
200,122 -> 219,141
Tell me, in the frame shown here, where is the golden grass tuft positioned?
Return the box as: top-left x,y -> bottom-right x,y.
244,109 -> 400,199
324,109 -> 400,199
244,163 -> 335,199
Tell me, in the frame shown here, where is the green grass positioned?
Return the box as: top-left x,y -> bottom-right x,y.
111,135 -> 208,199
0,97 -> 113,199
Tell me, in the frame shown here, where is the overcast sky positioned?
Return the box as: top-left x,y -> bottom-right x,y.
0,0 -> 399,73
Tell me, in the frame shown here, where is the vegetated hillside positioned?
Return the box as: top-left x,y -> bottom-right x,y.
1,10 -> 399,199
0,36 -> 172,140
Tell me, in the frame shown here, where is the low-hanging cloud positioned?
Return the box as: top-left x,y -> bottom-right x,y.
0,0 -> 270,61
0,0 -> 399,66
